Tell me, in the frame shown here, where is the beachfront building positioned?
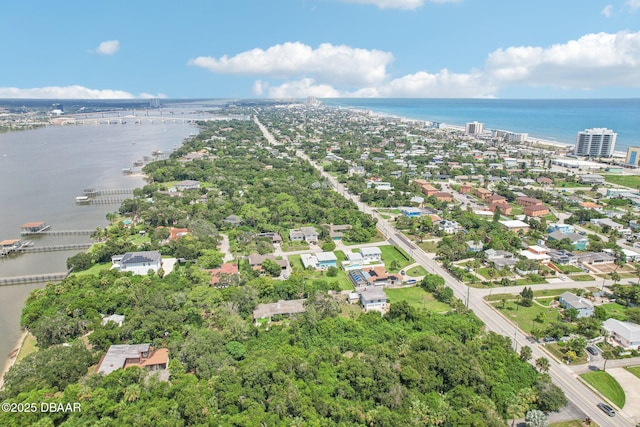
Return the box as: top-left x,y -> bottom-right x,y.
465,121 -> 484,135
626,146 -> 640,167
574,128 -> 617,158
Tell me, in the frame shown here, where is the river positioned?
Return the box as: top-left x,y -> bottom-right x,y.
0,118 -> 196,366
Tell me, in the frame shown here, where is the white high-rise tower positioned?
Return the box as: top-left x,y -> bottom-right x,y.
574,128 -> 617,158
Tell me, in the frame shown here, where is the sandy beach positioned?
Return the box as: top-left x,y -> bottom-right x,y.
0,330 -> 27,390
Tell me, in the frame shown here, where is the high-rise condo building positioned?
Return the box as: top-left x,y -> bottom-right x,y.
574,128 -> 617,157
626,146 -> 640,167
465,121 -> 484,135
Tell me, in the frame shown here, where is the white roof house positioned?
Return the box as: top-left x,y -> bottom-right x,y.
359,246 -> 382,261
602,318 -> 640,350
113,251 -> 162,275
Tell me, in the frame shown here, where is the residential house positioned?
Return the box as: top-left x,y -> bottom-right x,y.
520,245 -> 551,262
257,232 -> 283,244
289,227 -> 319,244
548,223 -> 575,234
248,254 -> 289,273
112,251 -> 162,275
438,220 -> 464,234
498,220 -> 530,233
358,288 -> 388,313
359,246 -> 382,262
575,251 -> 615,266
590,218 -> 624,231
488,195 -> 507,204
97,344 -> 169,376
602,319 -> 640,350
558,291 -> 594,318
253,299 -> 306,324
420,184 -> 439,197
175,180 -> 200,191
466,241 -> 484,253
524,204 -> 550,217
301,252 -> 338,270
537,177 -> 553,186
459,183 -> 472,193
157,227 -> 189,245
547,249 -> 577,265
401,207 -> 422,218
101,314 -> 125,327
223,215 -> 243,227
434,192 -> 453,202
208,263 -> 240,286
548,230 -> 589,251
579,201 -> 603,211
485,249 -> 518,268
328,224 -> 352,241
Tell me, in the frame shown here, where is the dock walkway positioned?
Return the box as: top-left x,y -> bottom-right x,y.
0,271 -> 70,286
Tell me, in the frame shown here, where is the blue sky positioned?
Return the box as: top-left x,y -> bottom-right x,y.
2,0 -> 640,99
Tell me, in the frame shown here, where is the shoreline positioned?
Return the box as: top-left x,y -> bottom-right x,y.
0,329 -> 27,390
351,107 -> 573,150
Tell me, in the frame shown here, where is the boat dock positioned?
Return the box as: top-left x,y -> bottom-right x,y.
0,271 -> 71,286
22,229 -> 94,237
18,243 -> 93,253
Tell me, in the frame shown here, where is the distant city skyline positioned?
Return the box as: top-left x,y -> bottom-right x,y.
2,0 -> 640,99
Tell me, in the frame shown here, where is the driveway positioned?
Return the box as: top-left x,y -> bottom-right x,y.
218,234 -> 233,262
606,367 -> 640,418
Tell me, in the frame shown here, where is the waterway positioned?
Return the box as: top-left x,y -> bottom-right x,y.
0,119 -> 196,366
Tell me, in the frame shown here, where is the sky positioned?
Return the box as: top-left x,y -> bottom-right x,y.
2,0 -> 640,99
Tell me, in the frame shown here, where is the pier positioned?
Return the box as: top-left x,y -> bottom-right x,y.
0,271 -> 70,286
77,198 -> 128,206
18,243 -> 93,253
83,188 -> 134,196
24,229 -> 95,237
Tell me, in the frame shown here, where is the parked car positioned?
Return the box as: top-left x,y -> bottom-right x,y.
597,403 -> 616,417
543,337 -> 556,343
586,346 -> 598,356
406,279 -> 417,285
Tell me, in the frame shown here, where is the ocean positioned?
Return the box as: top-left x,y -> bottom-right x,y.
322,98 -> 640,151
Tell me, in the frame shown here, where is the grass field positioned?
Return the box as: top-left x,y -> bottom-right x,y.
625,366 -> 640,380
418,240 -> 438,253
406,265 -> 427,277
379,245 -> 414,273
72,262 -> 111,277
15,333 -> 38,363
597,302 -> 631,321
554,263 -> 584,274
545,342 -> 588,365
604,174 -> 640,189
571,274 -> 596,281
550,421 -> 597,427
580,371 -> 626,408
385,286 -> 450,312
492,300 -> 560,334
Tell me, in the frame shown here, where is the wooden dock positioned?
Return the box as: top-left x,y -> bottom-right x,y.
18,243 -> 93,253
22,229 -> 94,236
0,271 -> 70,286
83,188 -> 134,196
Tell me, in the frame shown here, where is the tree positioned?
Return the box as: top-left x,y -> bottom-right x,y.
66,252 -> 93,271
420,273 -> 445,292
520,287 -> 534,307
535,357 -> 550,373
525,409 -> 548,427
262,258 -> 282,277
520,345 -> 532,362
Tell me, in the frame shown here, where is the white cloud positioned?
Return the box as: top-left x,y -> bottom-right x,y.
339,0 -> 460,9
91,40 -> 120,55
194,30 -> 640,98
0,85 -> 165,99
602,4 -> 613,17
627,0 -> 640,11
485,31 -> 640,89
189,42 -> 393,87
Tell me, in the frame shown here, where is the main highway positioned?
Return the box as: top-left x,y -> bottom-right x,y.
255,116 -> 636,426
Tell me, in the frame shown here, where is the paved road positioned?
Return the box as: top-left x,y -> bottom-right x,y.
254,116 -> 637,426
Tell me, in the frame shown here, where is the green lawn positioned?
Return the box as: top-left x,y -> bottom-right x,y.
604,174 -> 640,189
580,371 -> 626,408
514,277 -> 548,286
72,262 -> 111,277
492,300 -> 560,334
571,274 -> 596,281
597,302 -> 631,321
406,265 -> 427,277
15,333 -> 38,363
418,240 -> 438,253
545,342 -> 588,365
550,421 -> 596,427
625,366 -> 640,380
385,286 -> 450,312
343,233 -> 386,245
553,263 -> 583,274
379,245 -> 414,273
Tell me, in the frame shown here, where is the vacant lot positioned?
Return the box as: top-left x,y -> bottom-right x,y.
604,174 -> 640,189
385,286 -> 450,312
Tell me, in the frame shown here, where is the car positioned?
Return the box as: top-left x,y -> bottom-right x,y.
543,337 -> 555,343
578,231 -> 586,235
597,403 -> 616,417
406,279 -> 417,284
400,270 -> 406,275
586,346 -> 598,356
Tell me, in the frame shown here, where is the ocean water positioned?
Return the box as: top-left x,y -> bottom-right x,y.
322,98 -> 640,151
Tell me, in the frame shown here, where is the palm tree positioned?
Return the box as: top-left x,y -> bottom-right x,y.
535,357 -> 550,373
